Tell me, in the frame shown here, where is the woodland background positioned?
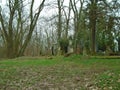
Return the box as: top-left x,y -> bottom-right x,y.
0,0 -> 120,58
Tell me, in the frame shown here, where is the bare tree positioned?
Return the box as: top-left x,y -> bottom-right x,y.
57,0 -> 64,41
70,0 -> 85,53
0,0 -> 45,58
62,1 -> 71,39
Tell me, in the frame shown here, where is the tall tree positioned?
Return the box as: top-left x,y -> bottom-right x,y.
0,0 -> 45,58
70,0 -> 85,53
57,0 -> 64,42
62,1 -> 71,39
88,0 -> 98,54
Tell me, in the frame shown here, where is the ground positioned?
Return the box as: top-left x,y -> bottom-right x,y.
0,55 -> 120,90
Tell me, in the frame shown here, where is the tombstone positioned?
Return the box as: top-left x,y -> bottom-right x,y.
83,47 -> 87,56
68,39 -> 73,53
114,40 -> 118,52
51,43 -> 57,55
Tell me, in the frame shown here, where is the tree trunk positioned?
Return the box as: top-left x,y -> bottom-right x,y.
89,0 -> 98,55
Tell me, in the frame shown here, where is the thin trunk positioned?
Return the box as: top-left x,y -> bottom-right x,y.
70,0 -> 84,53
18,0 -> 45,56
57,0 -> 62,41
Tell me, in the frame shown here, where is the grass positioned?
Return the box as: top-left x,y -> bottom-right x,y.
0,55 -> 120,90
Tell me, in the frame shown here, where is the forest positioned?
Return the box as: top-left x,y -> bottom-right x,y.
0,0 -> 120,89
0,0 -> 119,58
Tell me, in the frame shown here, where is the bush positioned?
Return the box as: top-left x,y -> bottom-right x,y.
59,38 -> 69,54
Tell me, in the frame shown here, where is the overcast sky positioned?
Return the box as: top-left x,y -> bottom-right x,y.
0,0 -> 69,17
0,0 -> 118,17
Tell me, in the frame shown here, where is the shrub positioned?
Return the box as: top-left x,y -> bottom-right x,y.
59,38 -> 69,54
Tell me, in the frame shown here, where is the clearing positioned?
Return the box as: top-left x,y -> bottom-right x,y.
0,55 -> 120,90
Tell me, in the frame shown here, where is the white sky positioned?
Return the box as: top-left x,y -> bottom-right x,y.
0,0 -> 69,16
0,0 -> 117,17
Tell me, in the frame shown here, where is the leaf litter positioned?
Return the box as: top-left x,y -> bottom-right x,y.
0,61 -> 119,90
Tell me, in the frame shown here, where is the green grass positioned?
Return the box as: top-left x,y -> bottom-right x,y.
0,55 -> 120,90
